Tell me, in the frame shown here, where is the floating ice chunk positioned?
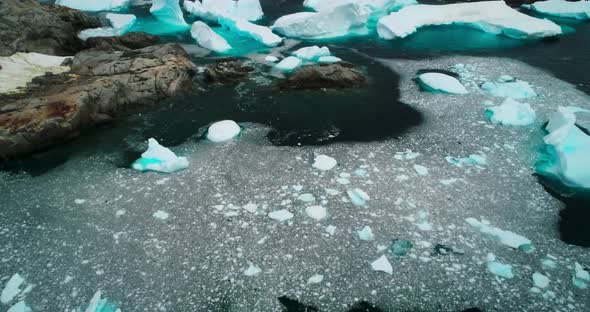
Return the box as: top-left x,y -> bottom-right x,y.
486,98 -> 536,126
417,73 -> 468,95
152,210 -> 169,220
336,177 -> 351,185
390,239 -> 413,256
218,18 -> 282,47
532,272 -> 550,289
207,120 -> 241,142
377,1 -> 562,40
530,0 -> 590,20
537,106 -> 590,190
293,185 -> 304,192
79,13 -> 137,41
0,53 -> 70,94
445,155 -> 487,168
466,218 -> 533,251
268,209 -> 294,222
358,226 -> 375,241
190,21 -> 232,53
275,56 -> 303,73
481,79 -> 537,99
413,165 -> 428,176
325,188 -> 341,196
132,138 -> 189,173
297,193 -> 316,202
244,263 -> 262,276
1,273 -> 25,304
265,55 -> 279,63
242,203 -> 258,213
394,150 -> 420,160
307,274 -> 324,284
74,199 -> 87,205
272,3 -> 370,39
347,188 -> 370,207
312,155 -> 337,171
304,0 -> 416,12
84,290 -> 119,312
371,255 -> 393,275
150,0 -> 189,29
326,225 -> 337,235
542,255 -> 559,270
7,301 -> 31,312
353,169 -> 368,177
305,205 -> 327,221
440,178 -> 458,185
234,0 -> 264,21
55,0 -> 130,12
486,253 -> 514,279
292,46 -> 331,62
572,262 -> 590,289
183,0 -> 264,22
415,220 -> 432,231
318,56 -> 342,64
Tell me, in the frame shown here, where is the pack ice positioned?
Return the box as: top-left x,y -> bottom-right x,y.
377,1 -> 562,40
132,138 -> 189,173
417,72 -> 468,94
54,0 -> 130,12
183,0 -> 264,22
190,21 -> 232,53
79,13 -> 137,40
150,0 -> 189,29
486,98 -> 536,126
529,0 -> 590,20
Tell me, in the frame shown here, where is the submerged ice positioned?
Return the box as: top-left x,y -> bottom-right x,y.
131,138 -> 189,173
1,273 -> 25,304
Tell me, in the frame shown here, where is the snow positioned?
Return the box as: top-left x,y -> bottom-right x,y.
413,165 -> 429,176
305,205 -> 327,220
132,138 -> 189,173
218,18 -> 282,47
533,272 -> 550,288
268,209 -> 294,222
190,22 -> 232,53
1,273 -> 25,304
7,302 -> 31,312
347,188 -> 370,207
265,55 -> 279,63
183,0 -> 264,22
486,253 -> 514,279
481,79 -> 537,99
275,56 -> 303,73
150,0 -> 189,29
573,262 -> 590,289
312,155 -> 337,171
530,0 -> 590,20
371,255 -> 393,275
244,263 -> 262,276
292,46 -> 331,62
377,1 -> 561,40
357,226 -> 375,241
417,73 -> 468,95
152,210 -> 170,220
0,53 -> 70,94
271,3 -> 370,39
207,120 -> 241,142
54,0 -> 130,12
307,274 -> 324,284
466,217 -> 533,251
79,13 -> 137,40
486,98 -> 536,126
318,56 -> 342,64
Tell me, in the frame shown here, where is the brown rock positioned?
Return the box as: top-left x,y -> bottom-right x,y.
280,64 -> 367,90
86,32 -> 161,51
205,58 -> 255,84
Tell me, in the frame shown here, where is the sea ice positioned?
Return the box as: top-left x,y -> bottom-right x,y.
242,203 -> 258,213
532,272 -> 550,288
486,98 -> 536,126
54,0 -> 130,12
207,120 -> 241,142
292,46 -> 331,62
7,301 -> 31,312
132,138 -> 189,173
347,188 -> 370,207
218,18 -> 282,47
413,165 -> 428,176
358,226 -> 375,241
377,1 -> 561,40
307,274 -> 324,284
326,225 -> 337,235
371,255 -> 393,275
466,218 -> 533,251
244,263 -> 262,276
312,155 -> 337,171
268,209 -> 294,222
183,0 -> 264,22
481,79 -> 537,99
572,262 -> 590,289
79,13 -> 137,40
486,253 -> 514,279
1,273 -> 25,304
394,150 -> 420,160
305,205 -> 327,220
275,56 -> 303,73
150,0 -> 190,29
190,21 -> 232,53
530,0 -> 590,20
152,210 -> 169,220
84,290 -> 119,312
417,73 -> 468,95
0,53 -> 70,94
445,155 -> 487,168
297,193 -> 316,202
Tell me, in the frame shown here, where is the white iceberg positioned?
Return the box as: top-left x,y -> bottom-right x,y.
486,98 -> 536,126
183,0 -> 264,22
377,1 -> 562,40
218,18 -> 282,47
312,155 -> 337,171
152,210 -> 170,220
0,53 -> 70,94
292,46 -> 331,62
190,21 -> 232,53
371,255 -> 393,275
150,0 -> 189,29
265,55 -> 279,63
132,138 -> 189,173
530,0 -> 590,20
466,217 -> 533,251
207,120 -> 241,142
304,0 -> 417,13
275,56 -> 303,73
307,274 -> 324,284
417,72 -> 468,95
413,164 -> 428,176
481,79 -> 537,99
272,3 -> 370,39
79,13 -> 137,40
54,0 -> 130,12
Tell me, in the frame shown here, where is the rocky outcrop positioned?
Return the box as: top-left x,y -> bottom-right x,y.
86,32 -> 161,51
205,58 -> 255,84
280,64 -> 367,90
0,0 -> 100,57
0,44 -> 197,158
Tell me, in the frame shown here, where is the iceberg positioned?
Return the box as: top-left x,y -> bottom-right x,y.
304,0 -> 417,13
486,98 -> 536,126
292,46 -> 331,62
530,0 -> 590,20
190,21 -> 232,53
486,253 -> 514,279
312,155 -> 337,171
206,120 -> 241,142
481,79 -> 537,99
417,73 -> 468,95
218,18 -> 282,47
131,138 -> 189,173
272,3 -> 370,39
1,273 -> 25,304
413,164 -> 428,176
152,210 -> 169,220
371,255 -> 393,275
183,0 -> 264,22
297,193 -> 316,202
79,14 -> 137,41
150,0 -> 189,29
377,1 -> 562,40
0,53 -> 70,94
54,0 -> 130,12
466,217 -> 533,251
307,274 -> 324,284
358,226 -> 375,241
275,56 -> 303,73
265,55 -> 279,63
536,106 -> 590,190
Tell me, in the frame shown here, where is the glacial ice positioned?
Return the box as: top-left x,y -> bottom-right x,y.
481,79 -> 537,99
150,0 -> 189,29
79,13 -> 137,40
532,272 -> 550,289
377,1 -> 562,40
371,255 -> 393,275
275,56 -> 303,73
54,0 -> 130,12
466,217 -> 533,251
207,120 -> 241,142
358,226 -> 375,241
486,253 -> 514,279
1,273 -> 25,304
271,3 -> 370,39
347,188 -> 370,207
486,98 -> 536,126
292,46 -> 331,62
305,205 -> 327,220
417,73 -> 468,95
573,262 -> 590,289
190,21 -> 232,53
244,263 -> 262,276
84,290 -> 119,312
0,53 -> 70,94
530,0 -> 590,20
312,155 -> 337,171
537,106 -> 590,190
268,209 -> 294,222
218,18 -> 282,47
7,301 -> 31,312
390,239 -> 413,256
183,0 -> 264,22
131,138 -> 189,173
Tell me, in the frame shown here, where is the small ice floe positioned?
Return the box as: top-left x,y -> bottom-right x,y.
358,226 -> 375,241
312,155 -> 337,171
529,0 -> 590,20
190,21 -> 232,53
307,274 -> 324,284
74,199 -> 87,205
326,225 -> 337,235
394,150 -> 420,160
275,56 -> 302,73
413,165 -> 428,176
347,188 -> 370,207
572,262 -> 590,289
297,193 -> 316,202
305,205 -> 327,221
417,72 -> 468,95
371,255 -> 393,275
132,138 -> 189,173
390,239 -> 413,256
244,263 -> 262,276
292,46 -> 331,62
445,154 -> 486,168
152,210 -> 169,220
242,203 -> 258,213
542,255 -> 559,270
336,178 -> 351,185
440,178 -> 459,185
486,98 -> 536,126
481,79 -> 537,99
83,290 -> 119,312
265,55 -> 279,63
465,218 -> 533,251
415,212 -> 432,231
325,188 -> 341,196
207,120 -> 241,142
486,253 -> 514,279
268,209 -> 294,222
532,272 -> 550,289
7,301 -> 31,312
1,273 -> 25,304
184,0 -> 264,22
318,56 -> 342,64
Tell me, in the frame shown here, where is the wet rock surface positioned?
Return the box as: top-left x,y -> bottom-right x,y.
85,32 -> 161,51
205,58 -> 255,84
280,64 -> 367,90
